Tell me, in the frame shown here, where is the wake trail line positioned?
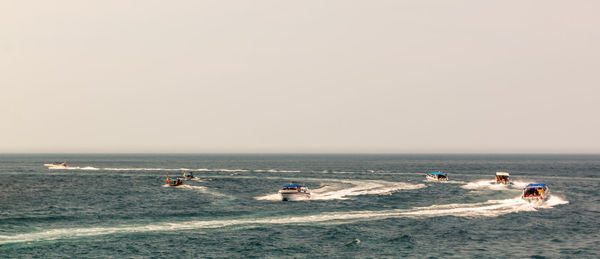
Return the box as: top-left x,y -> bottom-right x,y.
0,196 -> 568,245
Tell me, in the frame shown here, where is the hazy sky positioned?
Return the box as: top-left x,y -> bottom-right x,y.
1,1 -> 599,153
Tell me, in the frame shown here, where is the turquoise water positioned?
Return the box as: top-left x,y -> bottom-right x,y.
0,154 -> 597,258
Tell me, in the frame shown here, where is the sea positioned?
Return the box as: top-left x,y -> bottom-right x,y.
0,154 -> 598,258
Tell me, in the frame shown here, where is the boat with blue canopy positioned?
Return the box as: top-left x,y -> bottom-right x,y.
165,174 -> 183,186
183,171 -> 194,180
278,183 -> 311,201
426,172 -> 448,182
522,183 -> 549,202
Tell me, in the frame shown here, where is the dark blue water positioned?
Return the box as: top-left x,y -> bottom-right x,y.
1,154 -> 598,258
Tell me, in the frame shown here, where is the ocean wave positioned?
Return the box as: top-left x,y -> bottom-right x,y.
0,196 -> 568,245
175,185 -> 206,191
252,169 -> 302,173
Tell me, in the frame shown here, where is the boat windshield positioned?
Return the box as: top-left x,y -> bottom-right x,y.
496,175 -> 509,181
523,188 -> 544,197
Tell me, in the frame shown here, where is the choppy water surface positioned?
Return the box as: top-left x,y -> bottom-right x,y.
0,154 -> 598,258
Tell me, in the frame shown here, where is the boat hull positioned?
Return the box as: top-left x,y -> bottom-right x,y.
44,163 -> 68,169
522,195 -> 549,203
426,176 -> 448,182
522,188 -> 550,202
46,165 -> 69,169
280,192 -> 311,201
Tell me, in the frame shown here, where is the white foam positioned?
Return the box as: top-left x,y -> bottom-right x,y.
254,193 -> 282,201
541,195 -> 569,207
176,185 -> 206,191
0,196 -> 568,245
461,180 -> 511,190
511,181 -> 530,188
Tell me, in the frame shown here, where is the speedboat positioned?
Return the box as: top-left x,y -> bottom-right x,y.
183,171 -> 194,180
494,172 -> 513,185
44,161 -> 68,169
278,184 -> 311,201
165,174 -> 183,186
522,183 -> 549,202
426,172 -> 448,182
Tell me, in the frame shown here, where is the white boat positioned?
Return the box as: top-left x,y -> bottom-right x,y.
44,161 -> 68,169
522,184 -> 549,202
494,172 -> 513,185
278,184 -> 311,201
426,172 -> 448,182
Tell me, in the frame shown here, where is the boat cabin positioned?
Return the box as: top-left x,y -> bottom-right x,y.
281,184 -> 309,193
426,172 -> 448,181
183,171 -> 194,179
495,172 -> 511,184
522,183 -> 548,200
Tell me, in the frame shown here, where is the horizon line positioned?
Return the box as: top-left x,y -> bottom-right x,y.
1,152 -> 600,155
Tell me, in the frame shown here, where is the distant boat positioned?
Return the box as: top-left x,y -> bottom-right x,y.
183,171 -> 194,180
522,184 -> 549,202
278,184 -> 310,201
44,161 -> 68,169
426,172 -> 448,182
494,172 -> 513,185
166,174 -> 183,186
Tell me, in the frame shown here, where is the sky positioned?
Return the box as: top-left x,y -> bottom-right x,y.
1,1 -> 599,153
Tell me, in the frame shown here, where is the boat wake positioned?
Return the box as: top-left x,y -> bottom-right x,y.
0,196 -> 568,245
160,184 -> 231,199
254,180 -> 425,201
462,180 -> 532,190
47,166 -> 99,170
254,193 -> 281,201
423,180 -> 465,184
461,180 -> 508,190
312,180 -> 425,200
177,185 -> 231,199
